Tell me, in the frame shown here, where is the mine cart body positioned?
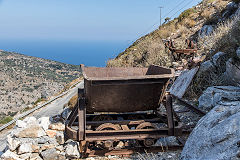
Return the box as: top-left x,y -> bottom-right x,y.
65,65 -> 189,157
82,65 -> 174,113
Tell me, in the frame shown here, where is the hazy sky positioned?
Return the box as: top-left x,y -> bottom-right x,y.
0,0 -> 201,42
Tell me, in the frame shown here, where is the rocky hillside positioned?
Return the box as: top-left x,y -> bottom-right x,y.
107,0 -> 237,68
0,51 -> 79,121
107,0 -> 240,97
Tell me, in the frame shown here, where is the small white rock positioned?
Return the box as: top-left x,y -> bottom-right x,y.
49,123 -> 65,131
18,143 -> 33,154
56,132 -> 64,145
23,117 -> 37,126
16,124 -> 46,138
38,117 -> 50,131
7,135 -> 21,151
16,120 -> 27,128
1,150 -> 22,160
65,141 -> 81,158
19,153 -> 32,159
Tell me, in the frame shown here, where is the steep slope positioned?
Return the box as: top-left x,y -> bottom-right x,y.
107,0 -> 235,68
0,51 -> 79,120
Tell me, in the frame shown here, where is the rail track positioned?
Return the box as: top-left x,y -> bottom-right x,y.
86,145 -> 184,157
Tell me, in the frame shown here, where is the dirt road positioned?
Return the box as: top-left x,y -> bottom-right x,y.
32,81 -> 84,119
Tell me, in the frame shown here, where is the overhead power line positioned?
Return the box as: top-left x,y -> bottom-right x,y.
127,0 -> 196,46
162,0 -> 188,19
169,0 -> 196,19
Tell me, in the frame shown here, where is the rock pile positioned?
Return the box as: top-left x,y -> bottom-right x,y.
181,86 -> 240,160
0,116 -> 81,160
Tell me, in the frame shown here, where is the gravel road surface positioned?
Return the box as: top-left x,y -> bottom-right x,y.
32,81 -> 84,119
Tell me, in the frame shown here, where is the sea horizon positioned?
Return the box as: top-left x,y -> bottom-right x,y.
0,39 -> 129,67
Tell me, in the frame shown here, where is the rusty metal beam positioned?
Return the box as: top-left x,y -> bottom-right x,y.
85,118 -> 164,126
165,93 -> 175,136
172,95 -> 206,116
87,145 -> 184,157
84,127 -> 184,141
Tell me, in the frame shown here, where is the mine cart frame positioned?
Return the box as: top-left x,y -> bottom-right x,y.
65,89 -> 185,141
65,65 -> 191,156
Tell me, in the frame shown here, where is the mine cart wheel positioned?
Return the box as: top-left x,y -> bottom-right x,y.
136,122 -> 158,147
92,115 -> 113,121
95,123 -> 122,150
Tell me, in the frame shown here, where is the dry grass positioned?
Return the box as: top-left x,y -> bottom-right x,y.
198,13 -> 240,58
178,8 -> 197,22
214,0 -> 229,10
184,18 -> 197,28
201,7 -> 215,20
137,152 -> 159,160
68,94 -> 78,109
107,34 -> 172,68
186,11 -> 240,98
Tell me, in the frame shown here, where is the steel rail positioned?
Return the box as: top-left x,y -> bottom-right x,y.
86,145 -> 184,157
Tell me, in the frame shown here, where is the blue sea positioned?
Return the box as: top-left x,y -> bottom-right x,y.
0,39 -> 129,67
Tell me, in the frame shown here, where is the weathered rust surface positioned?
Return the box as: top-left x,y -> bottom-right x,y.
165,39 -> 197,61
64,64 -> 194,158
81,64 -> 174,113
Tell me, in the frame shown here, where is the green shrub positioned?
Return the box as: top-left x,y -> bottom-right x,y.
21,106 -> 31,113
34,98 -> 43,105
0,116 -> 13,124
178,8 -> 197,21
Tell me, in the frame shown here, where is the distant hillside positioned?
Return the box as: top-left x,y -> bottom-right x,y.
0,51 -> 79,120
107,0 -> 240,97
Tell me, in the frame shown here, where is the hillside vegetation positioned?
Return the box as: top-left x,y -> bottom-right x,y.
107,0 -> 240,98
0,51 -> 79,121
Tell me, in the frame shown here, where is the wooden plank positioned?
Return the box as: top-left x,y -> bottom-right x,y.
169,67 -> 199,98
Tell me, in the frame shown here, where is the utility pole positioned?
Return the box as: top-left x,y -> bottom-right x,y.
159,6 -> 163,26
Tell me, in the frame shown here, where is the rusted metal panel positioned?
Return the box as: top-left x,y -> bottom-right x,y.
81,64 -> 174,113
173,49 -> 197,55
173,95 -> 206,116
84,127 -> 184,141
169,67 -> 199,98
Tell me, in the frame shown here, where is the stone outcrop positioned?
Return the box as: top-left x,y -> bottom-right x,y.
16,125 -> 46,138
198,51 -> 227,74
181,86 -> 240,160
1,116 -> 81,160
224,58 -> 240,86
198,86 -> 240,112
198,25 -> 214,37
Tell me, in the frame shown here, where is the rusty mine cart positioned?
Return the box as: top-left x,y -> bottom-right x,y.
65,64 -> 190,157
